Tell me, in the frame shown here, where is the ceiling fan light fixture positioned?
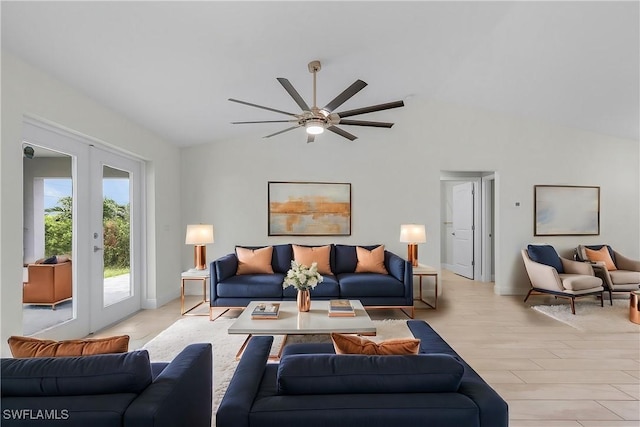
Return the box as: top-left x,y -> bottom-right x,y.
305,119 -> 325,135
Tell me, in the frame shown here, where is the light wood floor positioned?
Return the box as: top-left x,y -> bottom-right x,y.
93,270 -> 640,426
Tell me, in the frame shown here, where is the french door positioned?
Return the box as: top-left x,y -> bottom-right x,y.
22,119 -> 143,338
89,146 -> 143,330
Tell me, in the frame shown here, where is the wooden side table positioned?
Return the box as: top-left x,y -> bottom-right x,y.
413,264 -> 439,309
181,271 -> 209,316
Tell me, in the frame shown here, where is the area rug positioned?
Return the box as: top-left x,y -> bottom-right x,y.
532,298 -> 639,333
140,317 -> 413,424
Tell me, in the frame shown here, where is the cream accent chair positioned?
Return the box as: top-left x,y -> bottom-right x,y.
576,245 -> 640,304
522,245 -> 603,315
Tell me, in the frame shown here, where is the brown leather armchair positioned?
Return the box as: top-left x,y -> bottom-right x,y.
23,261 -> 72,309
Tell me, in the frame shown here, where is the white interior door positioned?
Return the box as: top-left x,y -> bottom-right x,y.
453,182 -> 474,279
89,146 -> 142,332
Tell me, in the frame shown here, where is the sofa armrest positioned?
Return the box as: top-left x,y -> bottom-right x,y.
614,251 -> 640,272
561,257 -> 595,275
384,251 -> 413,301
214,254 -> 239,282
217,336 -> 273,427
211,254 -> 238,303
124,343 -> 212,427
458,378 -> 509,427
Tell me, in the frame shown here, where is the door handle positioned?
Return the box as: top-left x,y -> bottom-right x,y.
451,232 -> 455,236
93,246 -> 103,252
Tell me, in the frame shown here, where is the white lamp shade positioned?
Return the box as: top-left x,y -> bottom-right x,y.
185,224 -> 214,245
399,224 -> 426,243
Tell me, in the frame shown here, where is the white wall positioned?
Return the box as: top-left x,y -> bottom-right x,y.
1,52 -> 182,356
181,98 -> 639,296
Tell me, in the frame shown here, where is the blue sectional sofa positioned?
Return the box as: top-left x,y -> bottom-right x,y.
1,344 -> 212,427
210,244 -> 414,318
217,320 -> 508,427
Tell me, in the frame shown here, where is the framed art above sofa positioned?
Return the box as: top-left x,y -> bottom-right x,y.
268,181 -> 351,236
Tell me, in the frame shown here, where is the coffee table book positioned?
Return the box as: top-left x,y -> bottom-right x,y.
328,299 -> 355,317
251,303 -> 280,319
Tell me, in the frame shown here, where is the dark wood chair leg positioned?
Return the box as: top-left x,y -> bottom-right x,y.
600,292 -> 604,307
608,290 -> 613,305
570,298 -> 576,315
523,289 -> 533,302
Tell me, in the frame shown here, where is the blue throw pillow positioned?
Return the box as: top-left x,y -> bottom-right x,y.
527,244 -> 564,273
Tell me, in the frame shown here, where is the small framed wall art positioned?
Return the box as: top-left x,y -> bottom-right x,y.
534,185 -> 600,236
268,181 -> 351,236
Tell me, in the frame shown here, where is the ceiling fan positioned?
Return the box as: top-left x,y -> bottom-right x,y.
229,60 -> 404,143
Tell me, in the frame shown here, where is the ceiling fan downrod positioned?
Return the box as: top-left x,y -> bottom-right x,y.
308,60 -> 321,111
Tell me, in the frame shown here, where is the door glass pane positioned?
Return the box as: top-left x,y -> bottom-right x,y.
102,165 -> 131,307
22,147 -> 74,334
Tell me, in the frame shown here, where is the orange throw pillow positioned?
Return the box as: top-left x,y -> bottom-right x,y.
355,245 -> 388,274
292,245 -> 333,275
584,247 -> 617,271
331,333 -> 420,355
236,246 -> 274,275
8,335 -> 129,358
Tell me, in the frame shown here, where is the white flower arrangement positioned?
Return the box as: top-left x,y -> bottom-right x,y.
283,260 -> 324,291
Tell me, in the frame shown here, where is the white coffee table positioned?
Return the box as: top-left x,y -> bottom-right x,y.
228,300 -> 376,359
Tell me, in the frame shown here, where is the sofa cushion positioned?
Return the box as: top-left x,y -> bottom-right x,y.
276,353 -> 464,395
355,245 -> 388,274
217,274 -> 285,298
584,246 -> 617,271
42,255 -> 58,264
293,245 -> 333,275
331,333 -> 420,355
236,246 -> 275,275
334,244 -> 380,274
283,275 -> 339,298
559,274 -> 602,291
1,350 -> 152,396
527,244 -> 564,273
272,244 -> 293,273
8,335 -> 130,358
609,270 -> 640,285
338,273 -> 405,297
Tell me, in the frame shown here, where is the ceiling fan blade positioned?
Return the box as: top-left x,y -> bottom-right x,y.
231,120 -> 298,124
277,78 -> 310,111
229,98 -> 297,117
263,126 -> 300,138
322,80 -> 368,113
327,126 -> 357,141
336,100 -> 405,118
306,134 -> 315,144
338,119 -> 394,128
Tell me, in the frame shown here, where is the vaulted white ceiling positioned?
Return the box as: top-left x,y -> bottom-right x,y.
2,1 -> 638,146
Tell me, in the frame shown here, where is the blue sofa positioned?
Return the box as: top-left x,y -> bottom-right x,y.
1,344 -> 212,427
217,321 -> 508,427
210,244 -> 414,318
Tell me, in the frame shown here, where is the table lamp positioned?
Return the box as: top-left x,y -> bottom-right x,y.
399,224 -> 426,267
185,224 -> 214,271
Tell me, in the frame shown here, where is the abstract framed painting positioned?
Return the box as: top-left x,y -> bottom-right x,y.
534,185 -> 600,236
268,181 -> 351,236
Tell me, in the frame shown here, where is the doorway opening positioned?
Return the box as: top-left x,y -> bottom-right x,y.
440,171 -> 496,282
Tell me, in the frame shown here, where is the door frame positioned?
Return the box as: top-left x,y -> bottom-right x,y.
22,117 -> 145,338
440,171 -> 495,282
